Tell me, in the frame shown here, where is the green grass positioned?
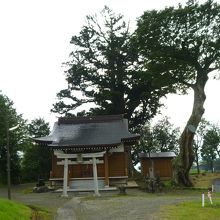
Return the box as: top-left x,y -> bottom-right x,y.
191,172 -> 220,188
0,198 -> 32,220
159,198 -> 220,220
0,199 -> 53,220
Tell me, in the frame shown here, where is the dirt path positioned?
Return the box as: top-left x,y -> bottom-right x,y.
55,189 -> 199,220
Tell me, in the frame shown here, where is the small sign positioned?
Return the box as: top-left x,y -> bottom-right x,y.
187,124 -> 196,133
77,154 -> 83,162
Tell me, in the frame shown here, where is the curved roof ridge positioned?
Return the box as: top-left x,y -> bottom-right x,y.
58,114 -> 124,124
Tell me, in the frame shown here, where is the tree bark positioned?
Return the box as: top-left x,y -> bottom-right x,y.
195,149 -> 200,174
174,73 -> 208,186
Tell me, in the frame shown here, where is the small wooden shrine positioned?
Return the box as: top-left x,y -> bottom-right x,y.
35,114 -> 139,196
139,152 -> 175,179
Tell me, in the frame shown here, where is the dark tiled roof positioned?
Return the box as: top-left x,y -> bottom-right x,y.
58,114 -> 124,124
139,152 -> 176,158
34,115 -> 139,149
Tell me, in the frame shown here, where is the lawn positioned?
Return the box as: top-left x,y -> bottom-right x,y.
191,172 -> 220,188
0,198 -> 52,220
159,196 -> 220,220
0,198 -> 32,220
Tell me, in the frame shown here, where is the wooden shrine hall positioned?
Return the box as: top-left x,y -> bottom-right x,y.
34,114 -> 140,196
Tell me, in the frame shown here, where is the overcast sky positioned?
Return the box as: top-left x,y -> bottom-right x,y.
0,0 -> 220,129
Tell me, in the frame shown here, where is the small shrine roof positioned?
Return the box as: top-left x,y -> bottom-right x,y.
139,152 -> 176,158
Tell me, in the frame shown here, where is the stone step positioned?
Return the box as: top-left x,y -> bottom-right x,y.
69,179 -> 105,189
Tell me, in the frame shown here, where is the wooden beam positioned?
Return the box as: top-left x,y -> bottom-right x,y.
51,153 -> 55,178
57,159 -> 104,165
124,149 -> 128,176
54,150 -> 106,159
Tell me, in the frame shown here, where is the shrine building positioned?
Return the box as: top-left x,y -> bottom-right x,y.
139,152 -> 176,179
34,114 -> 140,196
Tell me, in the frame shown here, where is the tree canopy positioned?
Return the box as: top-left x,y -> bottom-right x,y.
133,117 -> 180,165
136,0 -> 220,89
0,92 -> 26,184
201,124 -> 220,172
21,118 -> 51,182
52,7 -> 169,129
0,92 -> 52,183
136,0 -> 220,186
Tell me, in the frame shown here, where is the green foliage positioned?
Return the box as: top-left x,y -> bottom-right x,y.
136,0 -> 220,89
152,117 -> 180,153
133,117 -> 180,165
28,118 -> 50,138
0,92 -> 27,184
141,117 -> 180,153
0,198 -> 32,220
213,158 -> 220,172
21,118 -> 51,182
193,118 -> 211,173
201,124 -> 220,172
52,7 -> 169,128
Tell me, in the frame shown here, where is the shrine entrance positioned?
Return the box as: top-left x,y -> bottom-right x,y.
54,150 -> 106,197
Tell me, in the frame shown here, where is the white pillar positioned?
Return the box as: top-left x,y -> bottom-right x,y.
202,193 -> 205,207
92,157 -> 100,196
62,158 -> 68,197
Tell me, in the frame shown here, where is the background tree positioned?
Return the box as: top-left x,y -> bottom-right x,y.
21,118 -> 51,182
193,118 -> 210,174
136,0 -> 220,186
201,124 -> 220,172
134,122 -> 156,161
0,92 -> 26,184
213,158 -> 220,172
152,117 -> 180,153
133,117 -> 180,165
51,7 -> 169,129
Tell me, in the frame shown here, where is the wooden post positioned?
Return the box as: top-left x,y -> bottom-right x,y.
51,153 -> 55,178
104,152 -> 109,186
62,158 -> 68,197
6,121 -> 11,200
124,149 -> 128,176
92,157 -> 100,196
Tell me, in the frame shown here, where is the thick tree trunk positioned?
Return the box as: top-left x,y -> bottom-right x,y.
174,73 -> 208,186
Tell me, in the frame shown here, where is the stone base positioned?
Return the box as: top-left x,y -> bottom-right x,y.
33,186 -> 49,193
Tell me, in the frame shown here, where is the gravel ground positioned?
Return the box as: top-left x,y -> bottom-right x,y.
0,185 -> 200,220
56,189 -> 200,220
